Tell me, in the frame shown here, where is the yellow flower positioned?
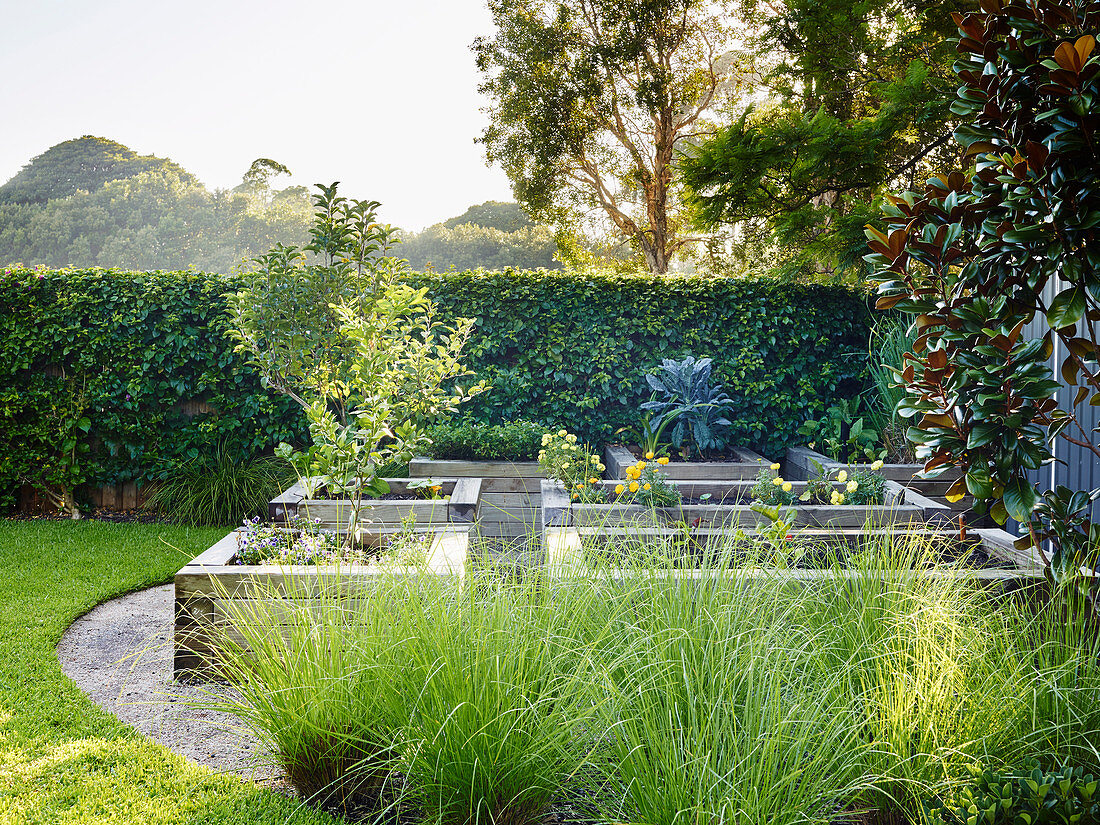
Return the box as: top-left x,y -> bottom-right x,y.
596,462 -> 605,471
830,490 -> 840,505
772,477 -> 784,486
558,429 -> 567,437
575,483 -> 584,489
627,466 -> 641,480
643,483 -> 652,491
589,477 -> 599,484
637,460 -> 647,470
836,493 -> 846,505
836,470 -> 848,483
629,481 -> 640,493
870,459 -> 884,471
615,484 -> 625,495
846,480 -> 858,493
770,462 -> 780,470
561,462 -> 570,470
572,493 -> 579,500
657,456 -> 669,465
782,482 -> 792,493
566,433 -> 577,443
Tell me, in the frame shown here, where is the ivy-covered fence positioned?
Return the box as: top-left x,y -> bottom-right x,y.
0,267 -> 873,511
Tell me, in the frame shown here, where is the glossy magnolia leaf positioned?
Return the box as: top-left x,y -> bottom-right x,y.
945,476 -> 968,503
1003,477 -> 1039,521
1046,287 -> 1086,328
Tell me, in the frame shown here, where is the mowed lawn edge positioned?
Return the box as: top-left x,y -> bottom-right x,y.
0,520 -> 340,825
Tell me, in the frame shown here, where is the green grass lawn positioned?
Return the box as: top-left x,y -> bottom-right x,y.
0,519 -> 342,825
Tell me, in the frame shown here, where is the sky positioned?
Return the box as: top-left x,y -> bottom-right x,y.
0,0 -> 515,231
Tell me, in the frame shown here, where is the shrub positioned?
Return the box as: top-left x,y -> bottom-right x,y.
927,761 -> 1100,825
424,419 -> 545,461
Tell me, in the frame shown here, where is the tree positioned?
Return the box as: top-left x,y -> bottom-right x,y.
866,0 -> 1100,594
442,200 -> 534,232
680,0 -> 971,280
475,0 -> 738,274
227,184 -> 487,541
0,141 -> 312,272
233,158 -> 293,203
0,136 -> 197,206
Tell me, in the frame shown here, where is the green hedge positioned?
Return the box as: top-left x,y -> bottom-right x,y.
0,267 -> 307,511
0,267 -> 872,510
408,270 -> 873,456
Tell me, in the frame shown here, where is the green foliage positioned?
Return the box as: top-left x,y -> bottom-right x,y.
412,269 -> 873,457
0,139 -> 312,272
751,466 -> 795,506
538,429 -> 607,502
401,222 -> 560,272
228,183 -> 486,512
612,456 -> 683,508
797,397 -> 883,463
680,0 -> 965,280
141,446 -> 295,527
865,0 -> 1100,586
441,200 -> 534,232
928,761 -> 1100,825
474,0 -> 738,273
0,135 -> 198,206
0,266 -> 308,513
641,355 -> 734,458
424,419 -> 546,461
0,267 -> 871,506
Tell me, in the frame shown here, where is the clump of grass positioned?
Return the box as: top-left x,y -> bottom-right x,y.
201,527 -> 1100,825
143,444 -> 295,526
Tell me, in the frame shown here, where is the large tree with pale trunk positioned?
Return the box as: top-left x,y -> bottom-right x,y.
474,0 -> 739,274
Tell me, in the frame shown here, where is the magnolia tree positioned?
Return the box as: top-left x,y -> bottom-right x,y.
228,183 -> 486,540
866,0 -> 1100,593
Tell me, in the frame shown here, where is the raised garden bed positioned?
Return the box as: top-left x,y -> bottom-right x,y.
543,523 -> 1043,588
173,524 -> 470,677
269,477 -> 481,530
409,457 -> 546,537
604,444 -> 771,481
784,446 -> 982,527
541,478 -> 950,531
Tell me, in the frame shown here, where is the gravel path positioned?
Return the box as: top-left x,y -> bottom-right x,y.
57,584 -> 284,785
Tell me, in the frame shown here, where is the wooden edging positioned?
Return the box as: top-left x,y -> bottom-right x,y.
174,525 -> 471,677
604,444 -> 772,481
784,446 -> 962,484
541,479 -> 948,530
542,525 -> 1044,583
269,477 -> 482,528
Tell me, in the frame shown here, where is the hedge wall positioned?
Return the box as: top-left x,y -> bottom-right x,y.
0,267 -> 872,510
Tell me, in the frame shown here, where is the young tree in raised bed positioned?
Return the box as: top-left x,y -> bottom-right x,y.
865,0 -> 1100,594
227,183 -> 487,544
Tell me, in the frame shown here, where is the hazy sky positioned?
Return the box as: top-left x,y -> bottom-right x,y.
0,0 -> 515,230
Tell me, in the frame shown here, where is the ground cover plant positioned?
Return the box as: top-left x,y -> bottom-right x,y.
0,519 -> 340,824
207,529 -> 1100,825
422,419 -> 545,461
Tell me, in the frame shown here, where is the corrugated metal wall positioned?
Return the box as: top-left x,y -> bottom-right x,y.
1015,275 -> 1100,533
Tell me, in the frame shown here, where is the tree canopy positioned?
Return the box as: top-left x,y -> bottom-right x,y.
679,0 -> 972,280
0,136 -> 198,206
475,0 -> 739,274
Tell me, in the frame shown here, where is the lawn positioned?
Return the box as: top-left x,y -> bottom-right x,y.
0,519 -> 341,825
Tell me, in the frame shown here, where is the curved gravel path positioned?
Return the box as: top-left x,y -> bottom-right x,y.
57,584 -> 284,785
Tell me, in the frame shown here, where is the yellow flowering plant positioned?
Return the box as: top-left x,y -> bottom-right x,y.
750,466 -> 795,506
612,459 -> 681,507
798,458 -> 886,506
538,429 -> 607,502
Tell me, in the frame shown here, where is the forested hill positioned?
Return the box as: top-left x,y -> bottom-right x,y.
0,137 -> 559,273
